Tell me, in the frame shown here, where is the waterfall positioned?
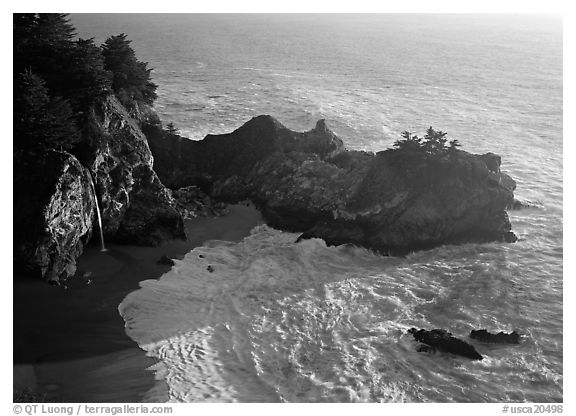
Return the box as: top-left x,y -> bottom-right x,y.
89,174 -> 107,252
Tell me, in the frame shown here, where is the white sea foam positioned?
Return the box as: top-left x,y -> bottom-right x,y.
120,225 -> 562,402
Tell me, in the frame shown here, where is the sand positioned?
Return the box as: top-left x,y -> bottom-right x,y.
13,203 -> 263,402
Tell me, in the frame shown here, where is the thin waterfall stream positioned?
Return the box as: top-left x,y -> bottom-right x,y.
89,175 -> 107,252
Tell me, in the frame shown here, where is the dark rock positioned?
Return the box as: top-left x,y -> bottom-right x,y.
507,198 -> 543,211
408,328 -> 483,360
114,165 -> 185,246
157,255 -> 175,266
417,345 -> 434,353
83,96 -> 185,244
148,116 -> 516,254
470,329 -> 521,344
13,151 -> 95,282
172,185 -> 229,218
145,115 -> 345,190
479,152 -> 502,173
15,95 -> 186,282
207,265 -> 214,273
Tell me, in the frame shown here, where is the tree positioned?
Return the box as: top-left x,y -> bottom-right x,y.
14,70 -> 80,155
448,139 -> 461,150
13,14 -> 77,97
13,13 -> 112,116
166,122 -> 179,135
393,131 -> 422,153
422,126 -> 448,155
390,127 -> 459,159
101,33 -> 158,107
67,38 -> 112,110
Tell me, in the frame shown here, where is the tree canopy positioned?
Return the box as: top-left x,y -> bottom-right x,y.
14,70 -> 80,155
102,33 -> 158,107
13,14 -> 157,159
392,126 -> 461,158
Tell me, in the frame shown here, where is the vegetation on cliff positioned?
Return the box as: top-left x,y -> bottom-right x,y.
102,33 -> 158,108
146,116 -> 517,254
391,127 -> 461,158
13,14 -> 184,281
13,13 -> 157,159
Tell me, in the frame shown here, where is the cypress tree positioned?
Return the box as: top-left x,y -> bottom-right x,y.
102,33 -> 157,107
14,70 -> 80,155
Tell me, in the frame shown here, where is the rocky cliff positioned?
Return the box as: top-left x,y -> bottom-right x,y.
14,151 -> 96,282
147,116 -> 516,254
80,96 -> 184,245
145,116 -> 344,190
14,95 -> 185,282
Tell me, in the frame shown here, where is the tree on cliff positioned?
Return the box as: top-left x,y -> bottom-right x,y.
393,130 -> 422,153
13,13 -> 112,114
392,127 -> 460,158
422,126 -> 448,154
14,14 -> 78,97
101,33 -> 158,107
67,38 -> 113,111
166,122 -> 179,135
14,70 -> 80,155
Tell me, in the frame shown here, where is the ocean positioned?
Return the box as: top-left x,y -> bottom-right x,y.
72,14 -> 563,402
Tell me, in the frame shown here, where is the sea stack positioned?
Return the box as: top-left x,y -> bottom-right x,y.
146,116 -> 517,255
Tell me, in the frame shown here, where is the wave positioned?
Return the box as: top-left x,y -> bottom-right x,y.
120,225 -> 562,402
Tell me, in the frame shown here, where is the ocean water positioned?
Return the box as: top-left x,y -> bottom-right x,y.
73,14 -> 563,402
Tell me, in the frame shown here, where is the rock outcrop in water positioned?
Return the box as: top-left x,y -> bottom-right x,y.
14,96 -> 185,282
470,329 -> 521,344
507,198 -> 543,211
408,328 -> 484,360
147,115 -> 517,254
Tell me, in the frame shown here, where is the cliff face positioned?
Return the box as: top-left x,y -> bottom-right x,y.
148,116 -> 516,254
81,96 -> 184,245
13,151 -> 96,282
14,95 -> 185,282
145,116 -> 344,190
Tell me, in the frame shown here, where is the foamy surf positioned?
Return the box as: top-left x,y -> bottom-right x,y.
119,225 -> 561,402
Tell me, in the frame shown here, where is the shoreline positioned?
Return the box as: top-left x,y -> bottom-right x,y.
13,203 -> 263,402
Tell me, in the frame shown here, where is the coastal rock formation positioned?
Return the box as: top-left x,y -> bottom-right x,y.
172,185 -> 230,218
408,328 -> 484,360
157,255 -> 175,266
470,329 -> 521,344
507,198 -> 543,211
114,165 -> 185,245
81,95 -> 184,244
13,151 -> 95,282
147,116 -> 517,254
14,95 -> 185,282
145,116 -> 344,190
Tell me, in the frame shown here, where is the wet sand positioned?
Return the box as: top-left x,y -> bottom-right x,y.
13,204 -> 263,402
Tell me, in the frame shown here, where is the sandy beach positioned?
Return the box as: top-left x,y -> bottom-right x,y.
13,203 -> 263,402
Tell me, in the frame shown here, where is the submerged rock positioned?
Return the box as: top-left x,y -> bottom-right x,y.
14,151 -> 95,282
470,329 -> 521,344
148,116 -> 517,254
157,255 -> 175,266
408,328 -> 483,360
